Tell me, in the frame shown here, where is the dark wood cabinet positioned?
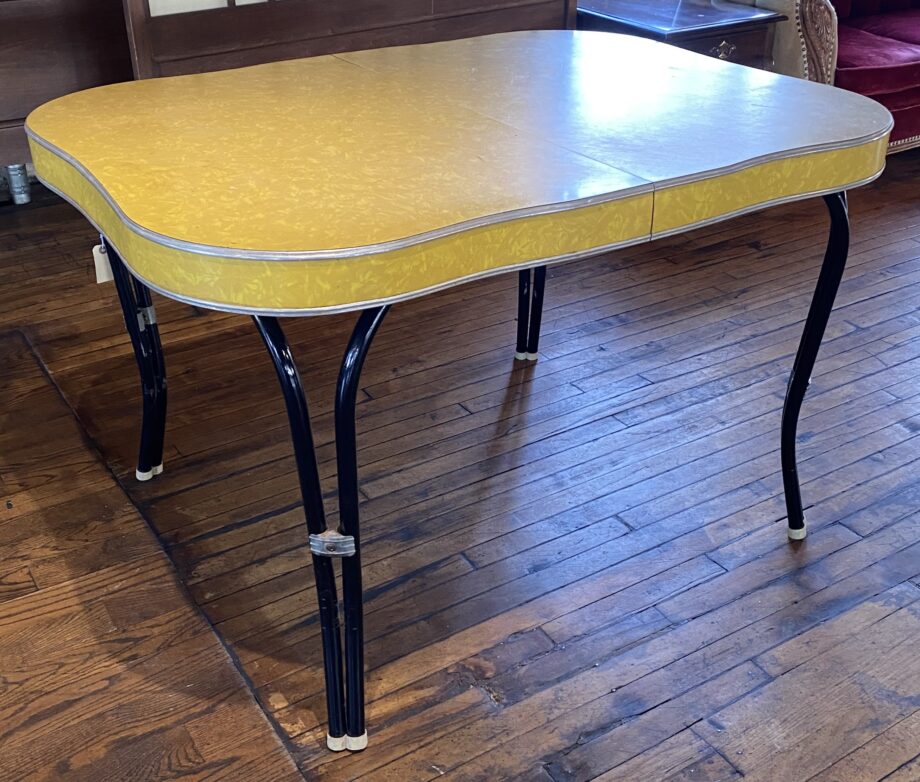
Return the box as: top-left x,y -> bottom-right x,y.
577,0 -> 785,70
124,0 -> 576,79
0,0 -> 132,165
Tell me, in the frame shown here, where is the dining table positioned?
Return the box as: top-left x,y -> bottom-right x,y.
25,29 -> 893,752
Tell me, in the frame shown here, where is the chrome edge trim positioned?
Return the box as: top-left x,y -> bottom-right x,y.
24,127 -> 654,262
39,170 -> 653,316
650,167 -> 885,241
120,236 -> 655,316
26,115 -> 891,263
37,165 -> 881,316
648,124 -> 891,191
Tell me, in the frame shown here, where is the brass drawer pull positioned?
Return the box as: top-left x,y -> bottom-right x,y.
711,40 -> 738,60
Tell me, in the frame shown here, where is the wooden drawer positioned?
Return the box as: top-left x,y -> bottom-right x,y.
680,28 -> 773,69
576,6 -> 780,72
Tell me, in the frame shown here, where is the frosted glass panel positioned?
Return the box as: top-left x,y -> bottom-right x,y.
148,0 -> 228,17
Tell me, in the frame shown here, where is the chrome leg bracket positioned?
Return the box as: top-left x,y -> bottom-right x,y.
137,304 -> 157,332
310,529 -> 357,557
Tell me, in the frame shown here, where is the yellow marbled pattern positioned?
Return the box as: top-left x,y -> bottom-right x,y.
26,31 -> 892,314
31,141 -> 653,312
26,50 -> 647,253
653,142 -> 888,236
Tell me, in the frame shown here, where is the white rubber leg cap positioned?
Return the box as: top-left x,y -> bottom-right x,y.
136,463 -> 164,482
525,352 -> 539,361
788,522 -> 807,541
514,351 -> 528,360
327,734 -> 348,752
346,732 -> 368,751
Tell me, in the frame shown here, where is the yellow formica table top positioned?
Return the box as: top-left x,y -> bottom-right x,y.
26,31 -> 893,315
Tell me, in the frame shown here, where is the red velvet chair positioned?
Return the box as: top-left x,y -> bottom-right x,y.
832,0 -> 920,151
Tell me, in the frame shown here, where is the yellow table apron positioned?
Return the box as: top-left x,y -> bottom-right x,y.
26,30 -> 893,753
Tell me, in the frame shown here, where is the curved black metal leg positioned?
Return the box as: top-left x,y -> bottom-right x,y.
105,239 -> 167,481
516,270 -> 531,359
514,266 -> 547,361
254,316 -> 348,747
132,277 -> 168,472
781,192 -> 850,540
335,306 -> 389,749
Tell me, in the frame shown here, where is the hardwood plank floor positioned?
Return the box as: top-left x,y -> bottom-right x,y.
0,332 -> 302,781
2,150 -> 919,780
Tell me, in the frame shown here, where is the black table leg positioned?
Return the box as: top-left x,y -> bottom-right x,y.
515,269 -> 531,360
526,265 -> 547,359
255,311 -> 387,751
106,239 -> 167,481
254,316 -> 348,749
335,306 -> 389,750
515,266 -> 547,361
131,276 -> 168,472
781,192 -> 850,540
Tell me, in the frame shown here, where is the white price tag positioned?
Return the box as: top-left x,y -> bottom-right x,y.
93,244 -> 113,284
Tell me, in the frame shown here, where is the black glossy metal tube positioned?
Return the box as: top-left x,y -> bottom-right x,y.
131,277 -> 168,469
335,306 -> 389,741
526,265 -> 547,356
781,192 -> 850,533
106,239 -> 167,476
253,315 -> 347,740
516,269 -> 531,356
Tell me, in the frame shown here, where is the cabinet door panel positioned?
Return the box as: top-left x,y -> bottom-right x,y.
149,0 -> 433,63
155,2 -> 569,76
0,0 -> 131,122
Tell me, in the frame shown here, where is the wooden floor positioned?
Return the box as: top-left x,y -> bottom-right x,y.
0,336 -> 302,780
3,149 -> 920,781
